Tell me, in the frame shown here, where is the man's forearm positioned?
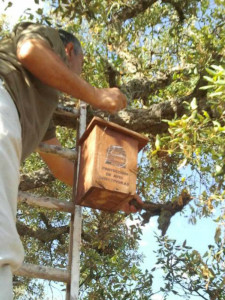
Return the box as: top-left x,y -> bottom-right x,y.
17,39 -> 98,106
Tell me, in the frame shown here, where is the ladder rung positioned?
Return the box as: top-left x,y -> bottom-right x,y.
18,191 -> 74,213
37,143 -> 77,161
13,263 -> 70,283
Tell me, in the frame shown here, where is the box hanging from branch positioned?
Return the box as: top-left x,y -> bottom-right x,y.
76,117 -> 149,212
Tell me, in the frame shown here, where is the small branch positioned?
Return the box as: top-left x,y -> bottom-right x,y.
37,143 -> 77,161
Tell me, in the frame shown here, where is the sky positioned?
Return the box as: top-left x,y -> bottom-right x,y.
138,210 -> 219,300
0,0 -> 43,26
0,1 -> 222,299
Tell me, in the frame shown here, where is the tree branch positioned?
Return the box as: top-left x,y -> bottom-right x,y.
110,0 -> 158,24
17,189 -> 191,241
162,0 -> 185,22
140,189 -> 192,235
19,168 -> 55,191
53,75 -> 207,136
120,65 -> 194,103
16,221 -> 69,243
109,0 -> 187,25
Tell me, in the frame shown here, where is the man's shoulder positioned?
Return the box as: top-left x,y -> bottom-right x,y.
13,22 -> 58,38
12,22 -> 65,59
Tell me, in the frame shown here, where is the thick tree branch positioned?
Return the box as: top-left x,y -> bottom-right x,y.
141,189 -> 192,217
14,263 -> 70,283
53,103 -> 79,128
53,75 -> 207,136
141,189 -> 192,235
109,0 -> 186,25
53,93 -> 187,134
56,103 -> 79,118
89,92 -> 197,135
120,65 -> 194,102
110,1 -> 158,24
16,221 -> 69,243
16,220 -> 105,247
162,0 -> 185,22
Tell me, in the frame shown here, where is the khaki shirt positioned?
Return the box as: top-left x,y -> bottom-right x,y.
0,22 -> 67,161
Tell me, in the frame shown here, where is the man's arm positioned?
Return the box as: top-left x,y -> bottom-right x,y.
17,39 -> 126,113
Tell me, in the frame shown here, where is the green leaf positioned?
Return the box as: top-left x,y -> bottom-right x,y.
190,98 -> 198,110
6,1 -> 13,9
215,165 -> 223,176
216,80 -> 225,85
203,76 -> 215,83
199,85 -> 215,90
214,227 -> 221,244
213,121 -> 221,127
211,65 -> 224,71
206,67 -> 217,76
209,92 -> 223,97
203,110 -> 210,119
178,158 -> 187,170
155,134 -> 161,150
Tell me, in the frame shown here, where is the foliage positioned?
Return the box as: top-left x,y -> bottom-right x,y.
154,233 -> 225,299
0,0 -> 225,299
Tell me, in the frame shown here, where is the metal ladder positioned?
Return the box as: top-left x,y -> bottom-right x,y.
14,101 -> 87,300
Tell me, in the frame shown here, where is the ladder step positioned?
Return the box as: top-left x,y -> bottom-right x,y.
37,143 -> 77,161
13,263 -> 70,283
18,191 -> 74,213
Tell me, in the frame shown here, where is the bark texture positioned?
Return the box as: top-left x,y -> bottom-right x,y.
19,168 -> 55,191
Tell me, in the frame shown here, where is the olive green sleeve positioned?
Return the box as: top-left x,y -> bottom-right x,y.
13,22 -> 67,63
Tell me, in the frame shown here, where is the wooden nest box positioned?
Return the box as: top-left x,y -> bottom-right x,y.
76,117 -> 148,212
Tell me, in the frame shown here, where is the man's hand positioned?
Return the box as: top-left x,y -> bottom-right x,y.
95,87 -> 127,113
120,194 -> 143,214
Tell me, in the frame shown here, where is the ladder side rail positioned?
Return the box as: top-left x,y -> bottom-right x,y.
66,102 -> 87,300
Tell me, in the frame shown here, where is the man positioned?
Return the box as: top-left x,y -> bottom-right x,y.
0,22 -> 141,299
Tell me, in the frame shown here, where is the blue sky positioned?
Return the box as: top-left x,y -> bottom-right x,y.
138,210 -> 219,300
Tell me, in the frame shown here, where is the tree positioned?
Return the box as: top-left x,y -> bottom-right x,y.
1,0 -> 225,299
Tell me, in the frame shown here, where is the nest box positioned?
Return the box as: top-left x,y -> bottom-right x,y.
76,117 -> 149,212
